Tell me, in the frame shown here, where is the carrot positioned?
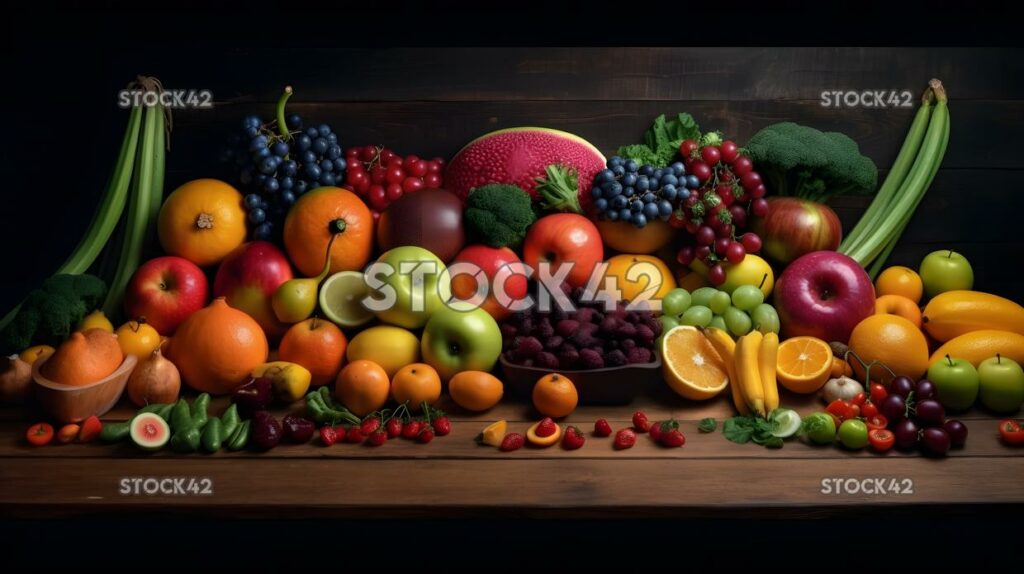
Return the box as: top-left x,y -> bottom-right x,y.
57,424 -> 80,444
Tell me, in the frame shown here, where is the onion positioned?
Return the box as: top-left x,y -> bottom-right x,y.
126,348 -> 181,407
0,355 -> 33,403
821,376 -> 864,404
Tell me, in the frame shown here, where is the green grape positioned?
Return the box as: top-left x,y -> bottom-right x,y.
661,288 -> 692,317
659,314 -> 680,334
709,290 -> 731,315
680,305 -> 713,327
691,287 -> 718,308
724,306 -> 753,336
709,315 -> 727,331
751,303 -> 781,334
731,284 -> 765,312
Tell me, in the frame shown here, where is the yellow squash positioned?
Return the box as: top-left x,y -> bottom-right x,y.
922,290 -> 1024,342
929,330 -> 1024,367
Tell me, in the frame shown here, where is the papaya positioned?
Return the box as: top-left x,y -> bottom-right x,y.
922,290 -> 1024,342
929,330 -> 1024,367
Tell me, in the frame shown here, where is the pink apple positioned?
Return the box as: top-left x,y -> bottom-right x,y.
450,244 -> 529,320
751,197 -> 842,265
125,256 -> 209,335
213,241 -> 293,338
774,251 -> 875,343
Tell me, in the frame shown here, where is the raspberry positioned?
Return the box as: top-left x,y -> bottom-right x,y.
557,348 -> 580,369
599,317 -> 619,334
616,323 -> 638,338
621,338 -> 637,352
500,323 -> 518,340
556,319 -> 580,337
579,348 -> 605,370
536,318 -> 555,338
535,351 -> 560,369
635,324 -> 655,346
543,335 -> 564,350
627,347 -> 653,364
574,308 -> 596,324
604,349 -> 628,367
516,336 -> 543,358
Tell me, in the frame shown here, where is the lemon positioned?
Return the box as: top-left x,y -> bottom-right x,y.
346,326 -> 420,379
478,420 -> 507,447
318,271 -> 373,328
78,310 -> 114,333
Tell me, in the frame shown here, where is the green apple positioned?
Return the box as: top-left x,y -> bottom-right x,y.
919,250 -> 973,298
421,306 -> 502,381
366,246 -> 450,329
978,355 -> 1024,413
927,355 -> 980,411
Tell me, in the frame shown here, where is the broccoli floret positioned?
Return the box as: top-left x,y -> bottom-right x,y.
463,184 -> 538,249
745,122 -> 878,202
0,273 -> 107,354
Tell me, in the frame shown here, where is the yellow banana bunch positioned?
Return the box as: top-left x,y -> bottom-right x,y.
704,328 -> 748,415
708,329 -> 781,418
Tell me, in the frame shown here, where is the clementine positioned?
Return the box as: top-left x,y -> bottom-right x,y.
531,373 -> 578,418
875,294 -> 922,328
603,254 -> 677,303
335,359 -> 390,417
448,370 -> 504,412
283,186 -> 374,277
158,179 -> 247,267
278,318 -> 347,387
875,266 -> 924,304
390,363 -> 442,412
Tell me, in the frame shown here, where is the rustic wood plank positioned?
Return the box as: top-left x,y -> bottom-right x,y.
2,456 -> 1021,518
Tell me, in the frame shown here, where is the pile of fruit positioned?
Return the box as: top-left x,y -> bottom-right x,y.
3,78 -> 1024,461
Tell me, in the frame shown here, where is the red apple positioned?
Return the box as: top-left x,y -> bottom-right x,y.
125,256 -> 209,335
213,241 -> 294,338
751,197 -> 842,265
522,214 -> 604,289
774,251 -> 875,343
450,244 -> 529,320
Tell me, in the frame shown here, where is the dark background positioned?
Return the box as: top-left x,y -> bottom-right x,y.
5,43 -> 1024,313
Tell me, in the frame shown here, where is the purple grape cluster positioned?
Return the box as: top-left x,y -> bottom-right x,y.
880,375 -> 967,456
500,285 -> 661,370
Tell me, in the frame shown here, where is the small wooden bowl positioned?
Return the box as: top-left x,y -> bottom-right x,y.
500,352 -> 663,405
32,354 -> 137,423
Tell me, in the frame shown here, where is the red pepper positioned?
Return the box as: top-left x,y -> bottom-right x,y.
998,420 -> 1024,445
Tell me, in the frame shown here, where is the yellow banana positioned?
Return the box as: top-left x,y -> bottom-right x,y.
736,331 -> 765,416
759,332 -> 779,414
704,327 -> 748,415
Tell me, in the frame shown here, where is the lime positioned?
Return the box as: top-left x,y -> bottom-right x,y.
769,408 -> 802,438
318,271 -> 374,327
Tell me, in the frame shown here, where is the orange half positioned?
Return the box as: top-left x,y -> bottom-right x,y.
776,336 -> 834,394
660,326 -> 729,400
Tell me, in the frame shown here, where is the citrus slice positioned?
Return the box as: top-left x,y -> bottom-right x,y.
776,336 -> 833,394
478,420 -> 508,447
319,271 -> 374,327
769,408 -> 802,438
526,421 -> 562,447
659,326 -> 729,400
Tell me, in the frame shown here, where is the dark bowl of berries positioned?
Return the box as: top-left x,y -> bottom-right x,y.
498,294 -> 664,405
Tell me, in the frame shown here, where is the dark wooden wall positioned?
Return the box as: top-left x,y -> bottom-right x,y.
7,47 -> 1024,306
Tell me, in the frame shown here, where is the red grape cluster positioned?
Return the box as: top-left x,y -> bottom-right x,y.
672,137 -> 767,286
343,146 -> 445,217
500,284 -> 661,371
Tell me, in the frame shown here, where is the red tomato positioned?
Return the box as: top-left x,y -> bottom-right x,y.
861,400 -> 879,419
865,415 -> 889,431
25,423 -> 54,446
851,392 -> 867,406
998,420 -> 1024,445
869,429 -> 895,452
826,399 -> 857,422
522,214 -> 604,289
869,382 -> 888,404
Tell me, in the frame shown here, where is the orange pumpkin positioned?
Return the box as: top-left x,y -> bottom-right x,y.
283,187 -> 374,277
166,297 -> 269,395
158,179 -> 248,267
40,329 -> 123,386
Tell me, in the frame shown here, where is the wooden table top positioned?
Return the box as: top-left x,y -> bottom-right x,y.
2,386 -> 1021,518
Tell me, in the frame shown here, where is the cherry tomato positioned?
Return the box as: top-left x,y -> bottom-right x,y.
701,146 -> 722,165
998,420 -> 1024,445
865,414 -> 889,431
826,399 -> 857,422
869,429 -> 895,452
860,400 -> 879,419
720,140 -> 739,163
851,392 -> 867,407
26,423 -> 54,446
869,382 -> 888,404
679,139 -> 698,158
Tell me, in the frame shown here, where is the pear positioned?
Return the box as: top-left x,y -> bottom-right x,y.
272,234 -> 335,323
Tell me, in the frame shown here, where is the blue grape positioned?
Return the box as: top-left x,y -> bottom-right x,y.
618,208 -> 632,221
609,181 -> 623,196
243,193 -> 262,209
686,175 -> 700,188
658,200 -> 673,216
286,113 -> 302,130
636,177 -> 650,192
653,169 -> 664,181
258,157 -> 277,175
320,159 -> 334,172
643,202 -> 659,219
591,186 -> 603,199
611,195 -> 628,209
305,164 -> 322,179
248,208 -> 267,224
596,169 -> 614,183
632,212 -> 647,227
334,158 -> 347,172
670,162 -> 685,176
249,136 -> 268,153
301,150 -> 317,164
312,138 -> 329,154
639,165 -> 654,176
678,188 -> 691,200
294,180 -> 308,194
296,134 -> 312,151
320,173 -> 336,186
264,178 -> 280,193
621,186 -> 633,197
326,133 -> 338,144
305,127 -> 319,139
607,209 -> 619,221
642,192 -> 656,204
317,124 -> 331,137
608,156 -> 624,168
281,191 -> 296,205
622,173 -> 637,187
243,115 -> 261,129
625,159 -> 638,173
280,176 -> 293,189
327,145 -> 342,160
245,126 -> 259,139
595,198 -> 608,211
611,165 -> 625,177
662,184 -> 677,200
253,223 -> 273,240
271,141 -> 289,157
281,160 -> 298,177
251,148 -> 270,162
630,199 -> 643,212
661,173 -> 678,187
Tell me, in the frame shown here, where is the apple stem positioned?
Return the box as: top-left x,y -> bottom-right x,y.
997,353 -> 1002,364
946,354 -> 954,366
758,273 -> 768,290
947,250 -> 954,259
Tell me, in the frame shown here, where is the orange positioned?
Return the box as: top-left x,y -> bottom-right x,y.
158,179 -> 247,267
335,359 -> 390,417
19,345 -> 54,365
283,186 -> 374,277
776,336 -> 834,394
830,356 -> 853,378
848,314 -> 930,382
165,297 -> 269,395
448,371 -> 504,412
390,363 -> 442,412
594,218 -> 677,254
115,320 -> 162,359
478,420 -> 507,447
278,318 -> 347,387
531,373 -> 578,418
603,254 -> 677,303
40,329 -> 123,387
875,266 -> 923,304
659,326 -> 729,400
875,294 -> 922,328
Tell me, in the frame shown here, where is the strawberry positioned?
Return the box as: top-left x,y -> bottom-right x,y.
594,418 -> 613,437
535,417 -> 557,438
562,426 -> 585,450
402,420 -> 423,439
418,426 -> 435,444
614,428 -> 637,450
432,416 -> 451,437
648,421 -> 663,442
366,429 -> 388,446
500,432 -> 525,451
360,416 -> 382,435
632,410 -> 651,433
345,427 -> 366,444
319,426 -> 338,446
660,428 -> 686,448
77,415 -> 102,443
385,418 -> 403,439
